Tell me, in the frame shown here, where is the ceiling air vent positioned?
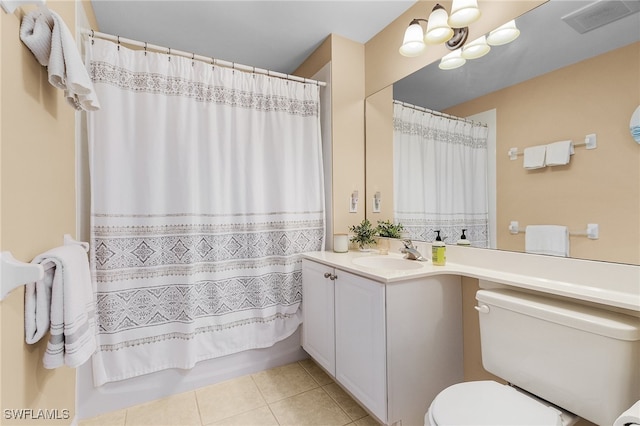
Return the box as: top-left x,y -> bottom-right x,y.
561,0 -> 640,34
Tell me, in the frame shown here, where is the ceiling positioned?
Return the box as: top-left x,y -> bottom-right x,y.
90,0 -> 416,74
90,1 -> 639,111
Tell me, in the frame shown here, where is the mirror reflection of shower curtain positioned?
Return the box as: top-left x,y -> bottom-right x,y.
393,103 -> 489,246
86,38 -> 325,386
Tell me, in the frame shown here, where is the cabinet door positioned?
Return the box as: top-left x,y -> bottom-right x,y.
335,270 -> 387,422
301,259 -> 335,376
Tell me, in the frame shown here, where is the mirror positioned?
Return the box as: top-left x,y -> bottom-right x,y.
365,0 -> 640,265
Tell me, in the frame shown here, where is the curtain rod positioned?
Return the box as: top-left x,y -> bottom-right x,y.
81,29 -> 327,87
393,100 -> 487,128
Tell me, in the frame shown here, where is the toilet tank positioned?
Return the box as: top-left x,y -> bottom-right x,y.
476,289 -> 640,426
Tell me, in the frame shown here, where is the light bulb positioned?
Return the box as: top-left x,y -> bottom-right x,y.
449,0 -> 481,28
439,49 -> 466,70
461,35 -> 490,59
425,5 -> 454,44
487,20 -> 520,46
399,22 -> 426,57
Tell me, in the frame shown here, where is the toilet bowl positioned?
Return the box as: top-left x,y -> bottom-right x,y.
424,381 -> 576,426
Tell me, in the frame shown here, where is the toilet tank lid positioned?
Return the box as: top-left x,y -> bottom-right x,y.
476,289 -> 640,341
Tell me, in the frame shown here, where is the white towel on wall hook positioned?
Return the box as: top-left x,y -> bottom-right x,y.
19,7 -> 100,111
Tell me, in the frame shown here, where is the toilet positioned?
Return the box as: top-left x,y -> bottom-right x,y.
425,288 -> 640,426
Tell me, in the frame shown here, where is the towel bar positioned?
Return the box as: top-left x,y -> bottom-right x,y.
0,251 -> 44,301
509,221 -> 599,239
0,234 -> 88,301
508,134 -> 597,160
0,0 -> 46,14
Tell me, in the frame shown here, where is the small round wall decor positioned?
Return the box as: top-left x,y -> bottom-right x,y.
631,105 -> 640,144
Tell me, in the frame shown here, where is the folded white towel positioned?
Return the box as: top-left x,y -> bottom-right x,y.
525,225 -> 570,257
545,140 -> 573,166
614,400 -> 640,426
24,242 -> 96,369
20,8 -> 100,111
523,145 -> 546,169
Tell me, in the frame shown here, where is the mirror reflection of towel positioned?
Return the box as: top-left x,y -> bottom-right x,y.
546,140 -> 573,166
525,225 -> 569,257
523,145 -> 546,169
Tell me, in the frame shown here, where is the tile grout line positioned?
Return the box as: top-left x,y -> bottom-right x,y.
249,373 -> 280,425
192,389 -> 204,426
298,360 -> 367,424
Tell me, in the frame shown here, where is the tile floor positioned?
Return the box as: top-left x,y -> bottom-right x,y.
78,359 -> 380,426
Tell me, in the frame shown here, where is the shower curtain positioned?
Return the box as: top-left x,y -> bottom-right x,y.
86,39 -> 324,386
393,102 -> 489,246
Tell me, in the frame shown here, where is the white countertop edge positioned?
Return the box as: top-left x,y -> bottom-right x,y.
301,251 -> 640,312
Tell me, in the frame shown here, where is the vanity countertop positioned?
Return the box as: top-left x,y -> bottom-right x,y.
302,249 -> 640,312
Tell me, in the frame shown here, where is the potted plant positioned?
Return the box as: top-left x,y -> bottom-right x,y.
376,220 -> 404,255
349,219 -> 377,251
376,220 -> 404,239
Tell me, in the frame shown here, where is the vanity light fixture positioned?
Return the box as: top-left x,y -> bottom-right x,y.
448,0 -> 482,28
438,49 -> 466,70
486,20 -> 520,46
461,35 -> 490,59
437,19 -> 520,70
425,4 -> 454,44
399,0 -> 480,57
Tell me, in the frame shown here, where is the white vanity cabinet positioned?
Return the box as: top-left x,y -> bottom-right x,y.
334,268 -> 387,422
301,259 -> 336,375
302,257 -> 463,426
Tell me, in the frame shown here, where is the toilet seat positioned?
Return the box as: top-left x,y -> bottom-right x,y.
427,381 -> 563,426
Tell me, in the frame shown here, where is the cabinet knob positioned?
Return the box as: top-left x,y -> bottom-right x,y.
330,274 -> 337,281
324,272 -> 332,279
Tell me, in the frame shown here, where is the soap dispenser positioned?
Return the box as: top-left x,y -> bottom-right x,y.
432,230 -> 446,266
457,229 -> 471,246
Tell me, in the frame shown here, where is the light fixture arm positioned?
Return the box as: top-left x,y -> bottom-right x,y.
408,18 -> 428,26
446,27 -> 469,50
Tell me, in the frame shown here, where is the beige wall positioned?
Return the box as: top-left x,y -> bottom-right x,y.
1,1 -> 97,423
365,86 -> 394,222
295,34 -> 366,236
447,42 -> 640,265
